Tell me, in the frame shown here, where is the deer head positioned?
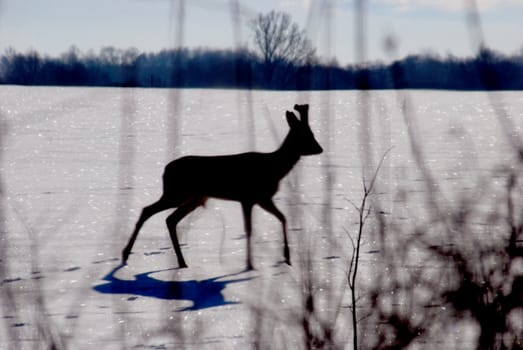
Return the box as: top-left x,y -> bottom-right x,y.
285,104 -> 323,156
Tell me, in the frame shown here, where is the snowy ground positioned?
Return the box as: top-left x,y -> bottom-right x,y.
0,86 -> 522,349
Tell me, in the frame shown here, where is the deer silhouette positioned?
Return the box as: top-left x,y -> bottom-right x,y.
122,104 -> 322,270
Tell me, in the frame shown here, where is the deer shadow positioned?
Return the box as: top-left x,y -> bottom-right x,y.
93,264 -> 254,311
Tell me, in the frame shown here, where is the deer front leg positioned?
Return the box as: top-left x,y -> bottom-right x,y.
166,200 -> 200,269
259,199 -> 290,265
241,202 -> 254,270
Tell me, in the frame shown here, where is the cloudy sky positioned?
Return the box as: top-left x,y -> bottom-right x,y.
0,0 -> 522,64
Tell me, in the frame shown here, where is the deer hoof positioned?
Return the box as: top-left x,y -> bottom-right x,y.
284,247 -> 290,265
122,249 -> 130,264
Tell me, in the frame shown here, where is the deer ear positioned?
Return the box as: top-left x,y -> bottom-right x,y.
293,104 -> 309,123
301,109 -> 309,124
294,104 -> 309,112
286,111 -> 300,128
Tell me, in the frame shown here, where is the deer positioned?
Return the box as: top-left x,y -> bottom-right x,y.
122,104 -> 322,270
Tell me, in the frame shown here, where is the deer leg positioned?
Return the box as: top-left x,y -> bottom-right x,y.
123,198 -> 170,264
241,202 -> 254,270
259,199 -> 290,265
166,199 -> 201,268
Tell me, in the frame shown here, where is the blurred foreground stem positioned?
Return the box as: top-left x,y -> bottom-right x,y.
348,148 -> 392,350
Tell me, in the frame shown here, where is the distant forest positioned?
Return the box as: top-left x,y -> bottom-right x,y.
1,45 -> 522,90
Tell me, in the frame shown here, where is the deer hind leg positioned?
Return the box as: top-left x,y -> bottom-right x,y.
166,198 -> 203,268
123,198 -> 171,264
259,199 -> 290,265
241,202 -> 254,270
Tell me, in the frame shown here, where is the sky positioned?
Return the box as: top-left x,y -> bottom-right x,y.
0,0 -> 522,65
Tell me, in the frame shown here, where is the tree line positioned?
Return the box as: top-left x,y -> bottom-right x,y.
1,9 -> 522,91
1,44 -> 522,90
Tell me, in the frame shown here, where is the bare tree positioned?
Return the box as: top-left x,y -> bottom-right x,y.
249,11 -> 315,87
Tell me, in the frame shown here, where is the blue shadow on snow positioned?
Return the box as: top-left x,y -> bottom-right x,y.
93,264 -> 254,311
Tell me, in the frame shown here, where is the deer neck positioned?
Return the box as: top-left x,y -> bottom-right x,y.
271,134 -> 301,179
